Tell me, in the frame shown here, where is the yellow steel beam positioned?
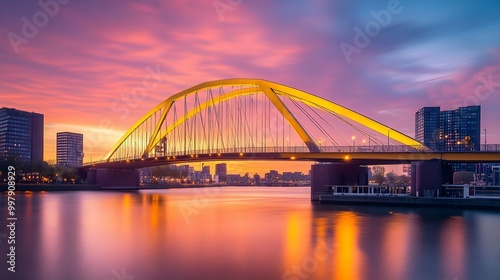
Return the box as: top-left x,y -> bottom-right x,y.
260,80 -> 424,148
258,83 -> 320,152
105,78 -> 424,161
144,87 -> 261,155
142,104 -> 173,158
104,79 -> 261,161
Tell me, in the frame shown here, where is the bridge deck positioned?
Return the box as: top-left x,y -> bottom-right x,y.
82,150 -> 500,170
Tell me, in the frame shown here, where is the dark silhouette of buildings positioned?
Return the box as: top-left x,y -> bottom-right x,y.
215,163 -> 227,182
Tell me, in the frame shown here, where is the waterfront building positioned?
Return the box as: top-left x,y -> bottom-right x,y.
202,165 -> 210,175
227,174 -> 241,185
493,166 -> 500,186
415,105 -> 481,171
215,163 -> 227,182
265,170 -> 280,182
56,132 -> 84,167
0,107 -> 44,162
415,107 -> 440,151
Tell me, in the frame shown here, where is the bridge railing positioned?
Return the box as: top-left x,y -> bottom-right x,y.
481,144 -> 500,152
146,145 -> 432,159
86,144 -> 500,165
320,145 -> 432,153
103,145 -> 432,163
425,144 -> 500,152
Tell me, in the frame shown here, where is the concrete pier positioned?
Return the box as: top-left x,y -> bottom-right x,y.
86,169 -> 140,189
311,163 -> 368,200
411,160 -> 453,197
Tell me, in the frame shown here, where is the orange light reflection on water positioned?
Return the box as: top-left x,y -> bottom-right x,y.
382,214 -> 412,280
284,213 -> 301,265
40,196 -> 60,273
333,212 -> 364,280
441,217 -> 465,277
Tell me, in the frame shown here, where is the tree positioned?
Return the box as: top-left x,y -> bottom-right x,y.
386,172 -> 396,186
396,174 -> 411,186
152,165 -> 182,180
372,166 -> 385,185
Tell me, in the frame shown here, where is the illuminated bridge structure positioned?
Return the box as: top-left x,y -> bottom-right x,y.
82,79 -> 500,196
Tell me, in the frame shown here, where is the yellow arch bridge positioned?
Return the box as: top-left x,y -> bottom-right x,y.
84,78 -> 500,170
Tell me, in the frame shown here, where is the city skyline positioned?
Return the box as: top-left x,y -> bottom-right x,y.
1,0 -> 500,175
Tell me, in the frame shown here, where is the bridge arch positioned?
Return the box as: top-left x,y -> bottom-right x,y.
104,78 -> 424,162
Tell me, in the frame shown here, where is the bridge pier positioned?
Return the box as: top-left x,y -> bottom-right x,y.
311,163 -> 368,201
86,169 -> 140,189
411,160 -> 453,197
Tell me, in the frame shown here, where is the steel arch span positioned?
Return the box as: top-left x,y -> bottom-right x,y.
103,78 -> 425,163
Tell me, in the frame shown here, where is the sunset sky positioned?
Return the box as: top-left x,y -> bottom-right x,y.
1,0 -> 499,175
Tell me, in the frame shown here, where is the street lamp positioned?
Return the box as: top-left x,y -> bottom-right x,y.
352,136 -> 355,147
484,129 -> 487,146
362,139 -> 366,146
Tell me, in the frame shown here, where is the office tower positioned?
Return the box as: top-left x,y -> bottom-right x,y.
415,107 -> 440,151
56,132 -> 84,167
415,105 -> 480,171
0,107 -> 44,162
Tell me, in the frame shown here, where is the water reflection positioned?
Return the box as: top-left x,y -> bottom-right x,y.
333,212 -> 364,280
381,213 -> 412,280
441,217 -> 465,278
2,188 -> 500,280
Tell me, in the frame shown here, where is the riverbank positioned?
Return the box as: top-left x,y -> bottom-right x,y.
0,183 -> 229,192
1,183 -> 305,192
1,183 -> 104,191
317,194 -> 500,210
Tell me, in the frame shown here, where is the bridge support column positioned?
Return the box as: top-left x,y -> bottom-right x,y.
411,160 -> 453,197
86,169 -> 140,189
311,163 -> 368,201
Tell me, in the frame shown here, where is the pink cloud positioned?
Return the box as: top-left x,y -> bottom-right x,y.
1,0 -> 499,164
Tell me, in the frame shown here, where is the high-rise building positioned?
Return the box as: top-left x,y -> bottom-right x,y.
202,165 -> 210,175
215,163 -> 227,182
415,105 -> 481,171
200,164 -> 211,182
493,166 -> 500,186
56,132 -> 83,167
0,107 -> 44,162
415,107 -> 440,150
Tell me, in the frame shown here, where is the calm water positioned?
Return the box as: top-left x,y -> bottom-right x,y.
2,187 -> 500,280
